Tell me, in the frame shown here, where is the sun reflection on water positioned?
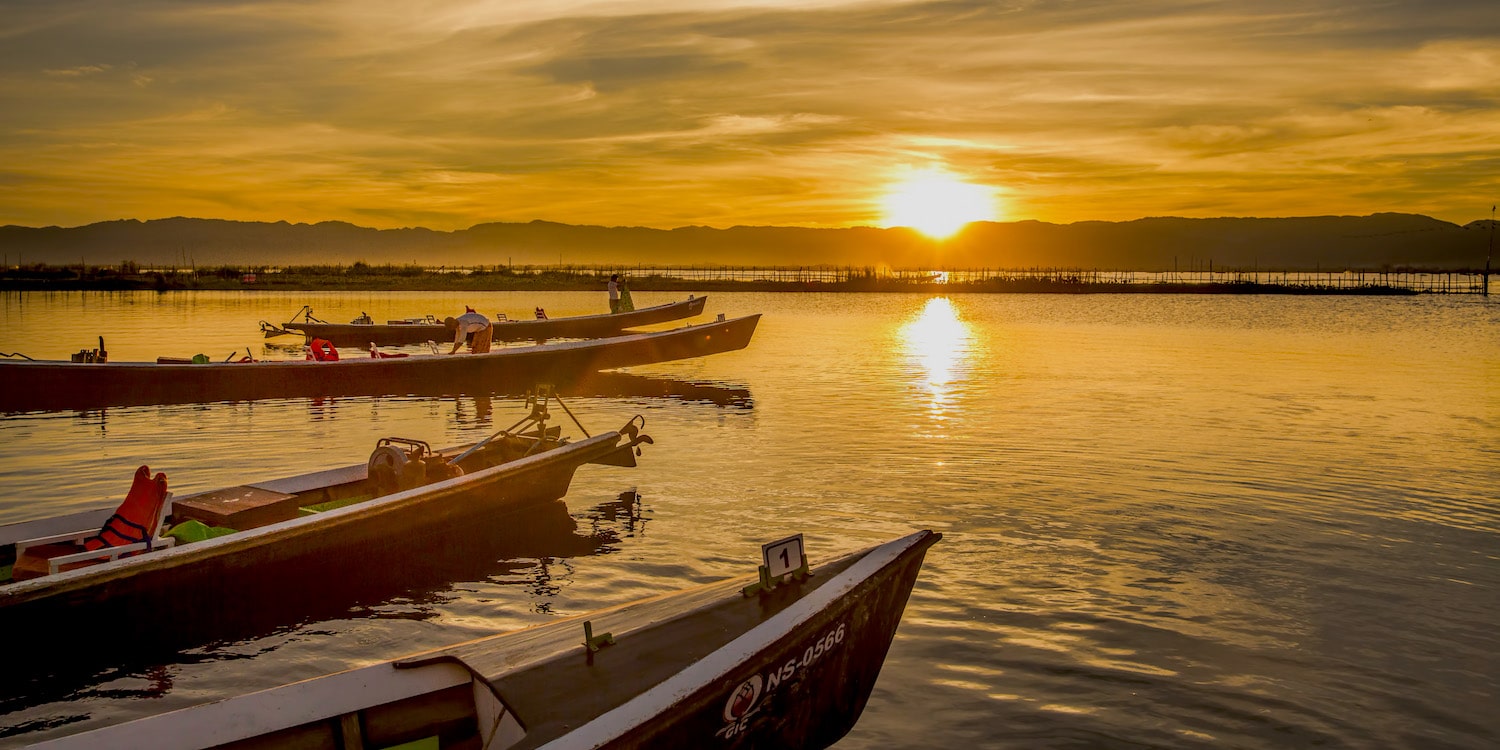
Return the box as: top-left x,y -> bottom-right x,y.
899,297 -> 973,415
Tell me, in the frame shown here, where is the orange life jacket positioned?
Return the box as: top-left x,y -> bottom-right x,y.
85,465 -> 169,552
308,338 -> 339,361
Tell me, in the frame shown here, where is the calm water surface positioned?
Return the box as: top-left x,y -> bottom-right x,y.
0,290 -> 1496,748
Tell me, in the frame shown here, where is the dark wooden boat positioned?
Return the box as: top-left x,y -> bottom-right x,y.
459,372 -> 753,412
0,314 -> 760,412
0,404 -> 654,645
28,530 -> 940,750
266,296 -> 709,346
2,488 -> 646,716
562,371 -> 752,409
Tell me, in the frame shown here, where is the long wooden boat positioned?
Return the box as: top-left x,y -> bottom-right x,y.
561,371 -> 752,408
0,313 -> 760,412
0,408 -> 654,650
460,371 -> 752,410
267,296 -> 709,346
28,530 -> 940,750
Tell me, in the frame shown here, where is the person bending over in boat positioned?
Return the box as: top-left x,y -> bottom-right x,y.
445,306 -> 493,354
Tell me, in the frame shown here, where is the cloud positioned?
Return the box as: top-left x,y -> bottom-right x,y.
0,0 -> 1496,229
43,64 -> 113,77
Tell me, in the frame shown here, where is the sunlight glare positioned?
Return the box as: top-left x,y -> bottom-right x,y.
899,297 -> 972,415
881,170 -> 994,239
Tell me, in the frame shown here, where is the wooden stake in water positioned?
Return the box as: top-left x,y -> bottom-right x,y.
1486,205 -> 1494,296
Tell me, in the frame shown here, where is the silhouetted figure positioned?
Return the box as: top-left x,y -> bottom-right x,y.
445,306 -> 492,354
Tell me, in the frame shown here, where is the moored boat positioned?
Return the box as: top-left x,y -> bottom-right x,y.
26,530 -> 940,750
0,313 -> 760,412
264,296 -> 709,346
0,398 -> 654,647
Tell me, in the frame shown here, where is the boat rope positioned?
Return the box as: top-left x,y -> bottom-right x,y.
0,351 -> 35,360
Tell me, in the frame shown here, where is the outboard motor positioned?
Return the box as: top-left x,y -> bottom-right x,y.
369,437 -> 465,495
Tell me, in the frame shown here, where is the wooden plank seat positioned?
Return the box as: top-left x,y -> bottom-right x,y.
172,485 -> 302,530
247,464 -> 366,497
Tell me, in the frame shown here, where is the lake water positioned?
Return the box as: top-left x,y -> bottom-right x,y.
0,290 -> 1496,748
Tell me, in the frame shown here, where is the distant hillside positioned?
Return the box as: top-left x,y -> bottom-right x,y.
0,214 -> 1491,270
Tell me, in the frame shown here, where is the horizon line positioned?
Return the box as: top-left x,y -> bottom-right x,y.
3,211 -> 1492,234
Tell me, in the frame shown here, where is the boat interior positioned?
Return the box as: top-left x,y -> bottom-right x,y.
1,426 -> 566,585
172,659 -> 520,750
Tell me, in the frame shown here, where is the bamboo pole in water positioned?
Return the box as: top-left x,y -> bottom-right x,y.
1485,205 -> 1493,296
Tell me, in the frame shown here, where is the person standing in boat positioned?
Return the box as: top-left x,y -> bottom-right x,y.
445,306 -> 493,354
608,274 -> 622,314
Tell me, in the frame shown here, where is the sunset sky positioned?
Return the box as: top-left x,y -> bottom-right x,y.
2,0 -> 1497,231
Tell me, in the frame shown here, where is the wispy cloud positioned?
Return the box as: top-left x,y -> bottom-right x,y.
43,64 -> 113,77
1,0 -> 1495,229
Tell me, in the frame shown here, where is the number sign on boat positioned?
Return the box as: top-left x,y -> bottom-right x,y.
742,533 -> 810,597
763,533 -> 806,579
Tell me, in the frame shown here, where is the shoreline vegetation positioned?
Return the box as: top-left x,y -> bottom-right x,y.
0,262 -> 1490,295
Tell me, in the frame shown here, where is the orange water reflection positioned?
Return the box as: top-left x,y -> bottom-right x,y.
899,297 -> 973,415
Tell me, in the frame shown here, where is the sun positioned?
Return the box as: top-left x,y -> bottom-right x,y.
880,169 -> 995,239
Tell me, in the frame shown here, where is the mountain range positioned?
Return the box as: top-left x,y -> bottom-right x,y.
1,214 -> 1493,270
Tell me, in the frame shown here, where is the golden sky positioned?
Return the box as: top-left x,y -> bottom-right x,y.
2,0 -> 1497,230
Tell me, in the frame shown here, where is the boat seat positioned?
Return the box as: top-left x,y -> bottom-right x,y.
12,533 -> 177,579
249,464 -> 366,496
11,466 -> 176,580
173,485 -> 301,530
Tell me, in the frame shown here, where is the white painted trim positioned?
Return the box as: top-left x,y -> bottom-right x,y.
28,661 -> 474,750
534,531 -> 928,750
45,536 -> 176,574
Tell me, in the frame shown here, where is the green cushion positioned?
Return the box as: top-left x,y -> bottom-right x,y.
165,519 -> 237,543
299,494 -> 371,514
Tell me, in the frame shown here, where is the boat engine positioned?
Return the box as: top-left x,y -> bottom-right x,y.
368,438 -> 463,495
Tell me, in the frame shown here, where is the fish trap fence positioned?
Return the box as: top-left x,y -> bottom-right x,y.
547,266 -> 1491,293
128,264 -> 1492,293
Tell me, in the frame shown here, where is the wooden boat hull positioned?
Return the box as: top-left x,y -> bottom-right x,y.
0,314 -> 759,412
450,372 -> 753,411
282,296 -> 709,346
28,530 -> 940,750
0,426 -> 649,653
